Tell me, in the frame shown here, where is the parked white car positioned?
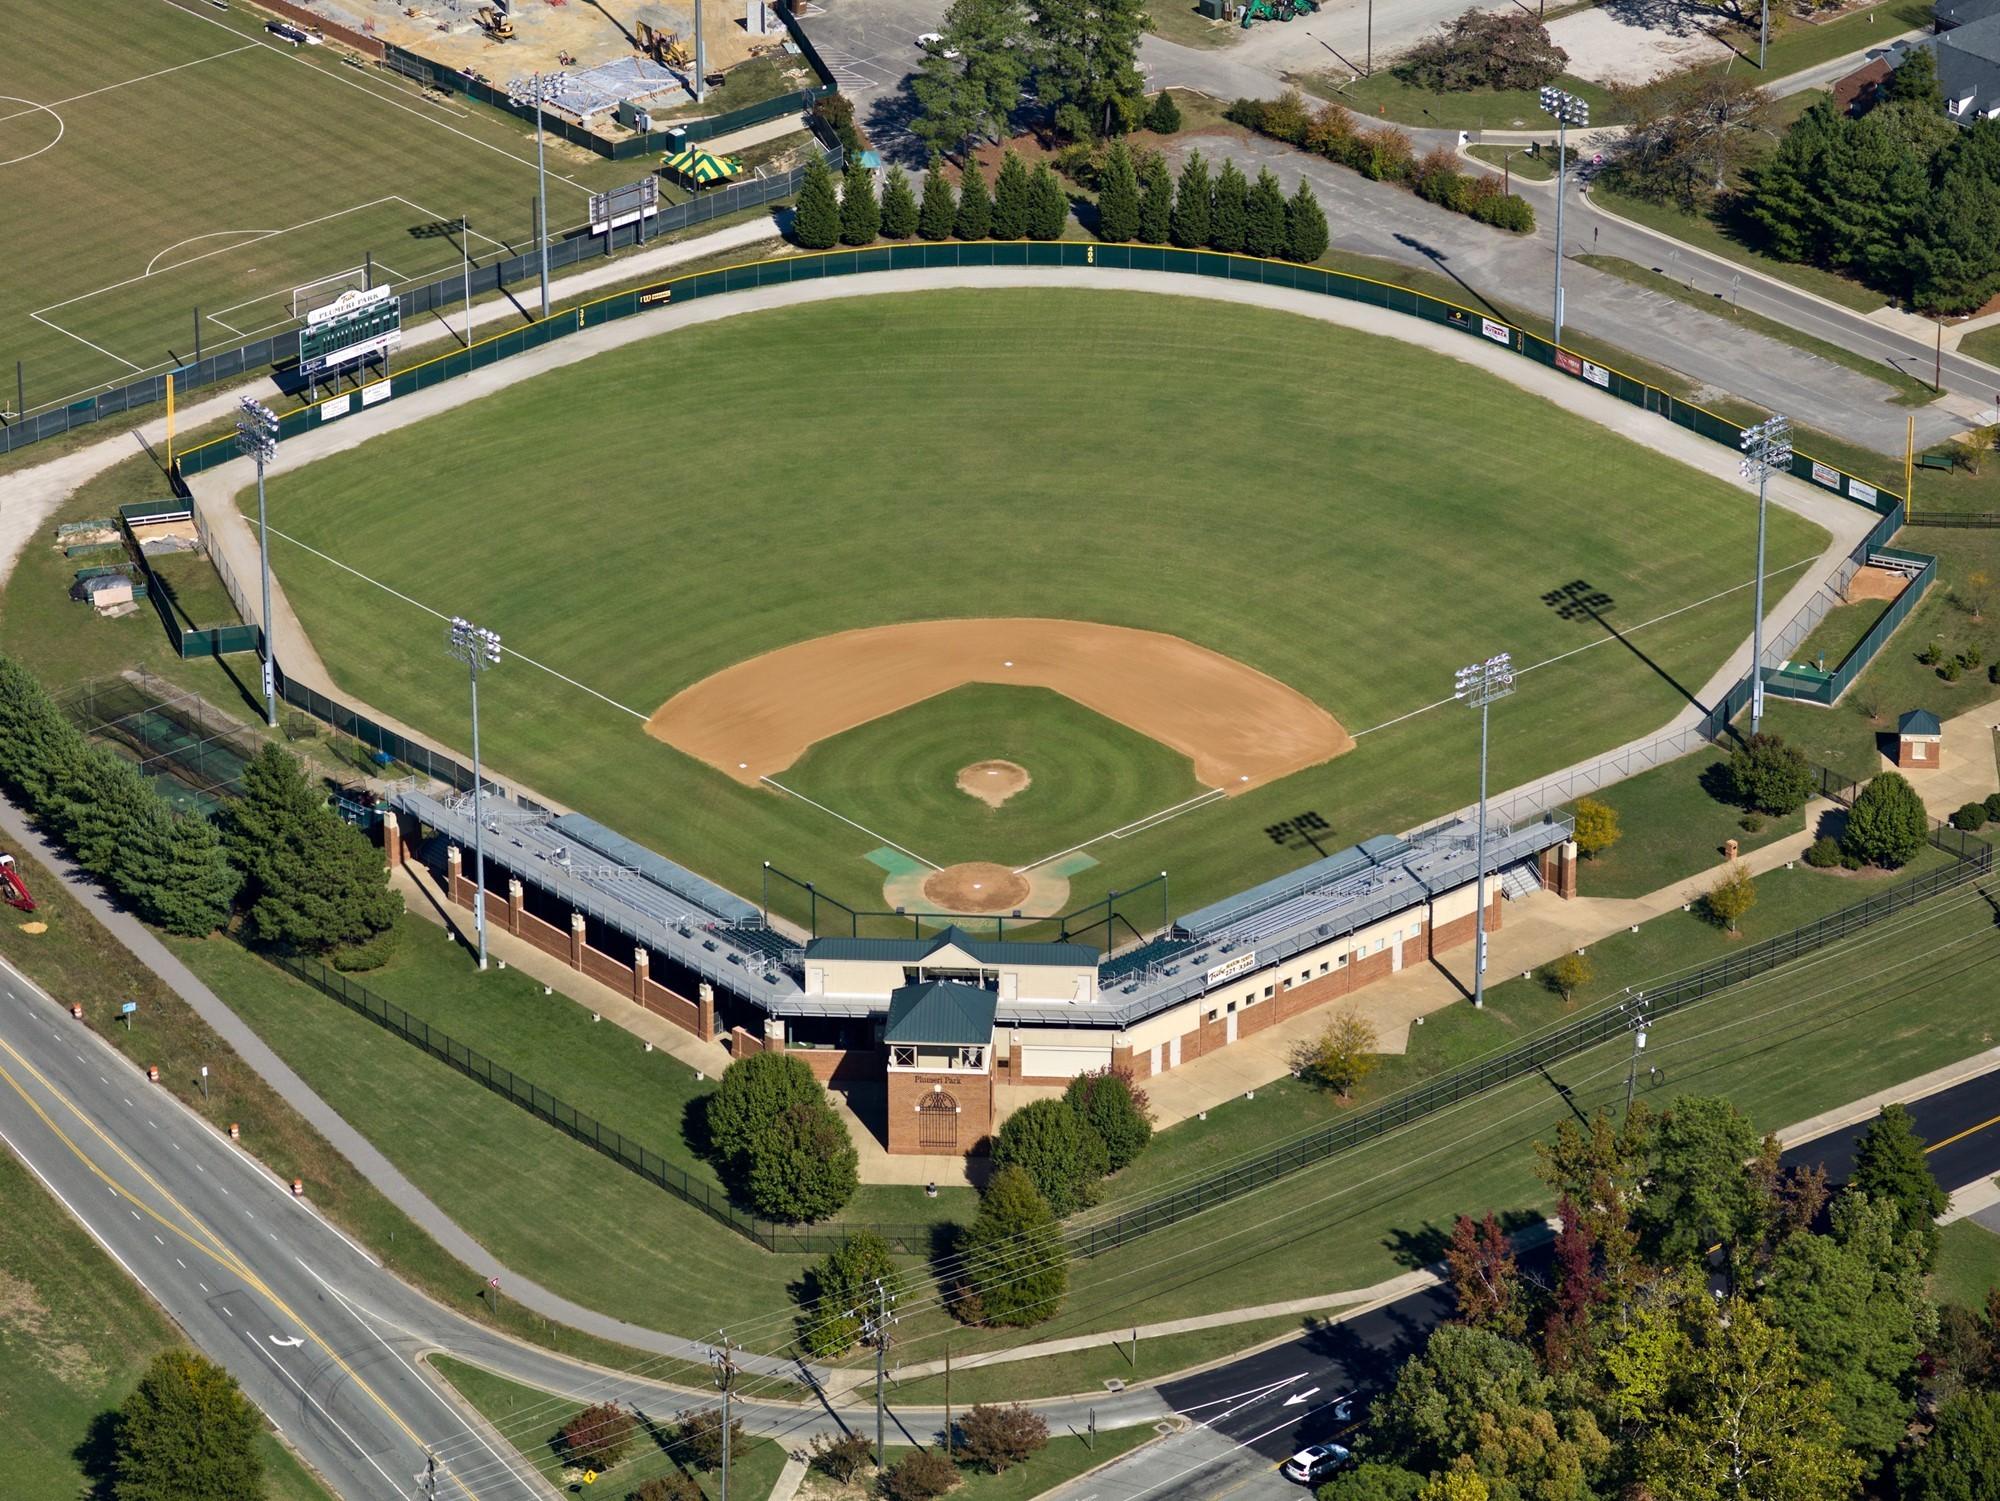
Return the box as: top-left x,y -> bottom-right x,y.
1281,1444 -> 1351,1485
916,32 -> 961,57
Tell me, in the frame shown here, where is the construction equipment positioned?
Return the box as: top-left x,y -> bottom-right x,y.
0,853 -> 36,913
637,20 -> 693,68
476,5 -> 515,40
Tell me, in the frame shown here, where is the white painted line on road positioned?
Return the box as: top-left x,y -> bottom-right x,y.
223,1307 -> 233,1318
130,1210 -> 140,1221
196,1163 -> 206,1172
176,1257 -> 187,1268
0,1125 -> 149,1290
199,1281 -> 211,1293
154,1234 -> 164,1245
244,1208 -> 254,1218
122,1097 -> 132,1107
146,1119 -> 157,1130
247,1333 -> 414,1499
218,1183 -> 228,1194
172,1142 -> 180,1150
74,1054 -> 84,1062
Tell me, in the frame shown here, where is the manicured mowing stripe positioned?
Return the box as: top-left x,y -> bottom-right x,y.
782,685 -> 1205,868
0,1145 -> 332,1501
254,289 -> 1827,926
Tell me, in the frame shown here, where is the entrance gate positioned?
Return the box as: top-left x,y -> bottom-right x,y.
918,1090 -> 959,1151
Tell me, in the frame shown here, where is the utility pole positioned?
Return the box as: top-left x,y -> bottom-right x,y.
711,1335 -> 740,1501
861,1278 -> 897,1465
1739,416 -> 1792,736
1623,1018 -> 1649,1121
1454,653 -> 1515,1009
943,1340 -> 951,1459
1538,88 -> 1589,351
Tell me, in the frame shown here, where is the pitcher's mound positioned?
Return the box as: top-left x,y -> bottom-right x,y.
923,862 -> 1032,913
958,759 -> 1031,808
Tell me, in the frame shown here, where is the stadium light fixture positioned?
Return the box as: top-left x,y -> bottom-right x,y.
507,71 -> 570,320
1454,653 -> 1515,1010
235,398 -> 282,729
446,615 -> 504,971
1537,87 -> 1589,353
1739,415 -> 1793,735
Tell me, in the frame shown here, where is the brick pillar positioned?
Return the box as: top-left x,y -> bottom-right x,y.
569,911 -> 586,970
446,845 -> 465,908
698,982 -> 716,1043
1557,840 -> 1578,899
763,1016 -> 785,1053
383,811 -> 402,869
507,878 -> 524,935
632,948 -> 649,1005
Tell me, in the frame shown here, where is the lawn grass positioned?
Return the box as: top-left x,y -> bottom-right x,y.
1466,143 -> 1555,183
430,1356 -> 790,1500
1306,70 -> 1620,132
1691,0 -> 1933,82
783,685 -> 1205,867
1934,1219 -> 2000,1313
253,289 -> 1827,930
1958,325 -> 2000,369
1793,596 -> 1891,677
1574,254 -> 1936,406
0,1144 -> 333,1501
646,54 -> 816,122
1559,749 -> 1807,900
1146,0 -> 1243,50
837,1430 -> 1160,1501
1589,184 -> 1887,314
0,1 -> 636,408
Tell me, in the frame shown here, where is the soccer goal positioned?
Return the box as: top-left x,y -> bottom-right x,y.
291,267 -> 372,320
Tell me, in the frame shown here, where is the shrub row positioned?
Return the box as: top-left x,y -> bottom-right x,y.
1227,90 -> 1536,235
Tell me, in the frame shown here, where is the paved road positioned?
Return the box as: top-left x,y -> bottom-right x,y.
1038,1065 -> 2000,1501
0,939 -> 1169,1500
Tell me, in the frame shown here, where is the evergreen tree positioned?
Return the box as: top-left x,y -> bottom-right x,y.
1031,0 -> 1148,138
114,1350 -> 264,1501
839,159 -> 880,245
1749,99 -> 1842,264
1026,161 -> 1068,239
990,150 -> 1031,238
115,801 -> 239,938
954,159 -> 992,239
1851,1102 -> 1949,1262
223,746 -> 399,954
0,655 -> 88,806
1842,770 -> 1930,867
1244,166 -> 1288,258
57,746 -> 153,879
1209,159 -> 1248,253
1171,151 -> 1212,248
1900,1388 -> 2000,1501
1285,178 -> 1329,263
1135,153 -> 1171,243
1146,89 -> 1183,134
792,157 -> 840,249
991,1097 -> 1108,1215
1095,141 -> 1140,243
918,158 -> 957,241
1913,124 -> 2000,312
909,0 -> 1032,154
909,50 -> 978,160
962,1166 -> 1067,1326
1885,46 -> 1945,111
879,165 -> 919,239
1634,1095 -> 1765,1267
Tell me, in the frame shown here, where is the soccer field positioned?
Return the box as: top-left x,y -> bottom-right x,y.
0,0 -> 639,414
250,289 -> 1829,927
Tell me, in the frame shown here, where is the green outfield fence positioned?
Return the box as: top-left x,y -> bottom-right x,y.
265,946 -> 938,1255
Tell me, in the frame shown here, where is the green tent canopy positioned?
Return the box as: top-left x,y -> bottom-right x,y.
662,147 -> 742,186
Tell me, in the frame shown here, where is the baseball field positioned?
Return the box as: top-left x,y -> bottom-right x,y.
247,287 -> 1830,930
0,0 -> 637,415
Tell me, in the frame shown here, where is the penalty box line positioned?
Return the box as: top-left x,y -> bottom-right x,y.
757,778 -> 943,873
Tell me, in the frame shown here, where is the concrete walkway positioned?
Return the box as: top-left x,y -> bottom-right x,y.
1885,707 -> 2000,822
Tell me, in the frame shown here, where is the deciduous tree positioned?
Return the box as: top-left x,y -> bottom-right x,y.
746,1097 -> 860,1222
1535,1106 -> 1651,1295
799,1231 -> 898,1356
1727,733 -> 1815,816
1544,952 -> 1592,1007
1610,73 -> 1771,211
1062,1069 -> 1152,1171
955,1403 -> 1049,1471
1634,1095 -> 1764,1267
1444,1212 -> 1525,1337
1400,9 -> 1567,93
1851,1102 -> 1949,1264
561,1403 -> 637,1471
114,1351 -> 263,1501
676,1406 -> 749,1472
1842,770 -> 1929,867
991,1097 -> 1108,1215
1291,1008 -> 1379,1100
1703,861 -> 1756,935
1899,1388 -> 2000,1501
961,1166 -> 1066,1326
881,1449 -> 959,1501
1571,796 -> 1619,858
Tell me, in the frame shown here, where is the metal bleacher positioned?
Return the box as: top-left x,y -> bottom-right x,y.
1098,931 -> 1198,984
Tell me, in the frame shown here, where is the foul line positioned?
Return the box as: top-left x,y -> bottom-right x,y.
1014,789 -> 1227,874
758,776 -> 943,871
262,524 -> 648,722
1351,556 -> 1819,742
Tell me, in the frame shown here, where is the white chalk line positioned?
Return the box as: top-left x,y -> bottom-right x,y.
1014,789 -> 1228,874
758,777 -> 943,872
0,43 -> 260,127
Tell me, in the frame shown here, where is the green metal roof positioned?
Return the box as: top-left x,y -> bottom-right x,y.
1899,709 -> 1943,735
803,925 -> 1098,968
884,982 -> 998,1045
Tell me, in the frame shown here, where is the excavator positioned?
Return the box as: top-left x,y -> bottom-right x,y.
636,19 -> 693,68
477,4 -> 515,40
0,852 -> 37,912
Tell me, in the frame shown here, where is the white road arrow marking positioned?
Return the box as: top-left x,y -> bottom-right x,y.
1282,1386 -> 1321,1407
267,1334 -> 303,1348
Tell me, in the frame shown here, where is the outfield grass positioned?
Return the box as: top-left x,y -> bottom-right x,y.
0,1146 -> 332,1501
784,685 -> 1205,868
429,1356 -> 789,1500
1934,1219 -> 2000,1313
1,1 -> 634,407
254,289 -> 1828,929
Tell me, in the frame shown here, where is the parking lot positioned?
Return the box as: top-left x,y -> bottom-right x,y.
801,0 -> 952,154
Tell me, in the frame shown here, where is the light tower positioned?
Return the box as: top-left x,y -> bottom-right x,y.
234,397 -> 281,728
445,616 -> 503,971
1537,86 -> 1590,352
1454,652 -> 1515,1009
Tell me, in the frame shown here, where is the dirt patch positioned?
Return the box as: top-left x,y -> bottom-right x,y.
958,759 -> 1031,808
1845,564 -> 1913,604
17,921 -> 45,934
922,862 -> 1033,913
648,618 -> 1353,793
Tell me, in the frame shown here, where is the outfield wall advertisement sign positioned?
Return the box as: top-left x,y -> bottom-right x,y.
1481,318 -> 1510,344
300,286 -> 401,376
1810,461 -> 1841,491
1555,350 -> 1611,389
1206,952 -> 1258,987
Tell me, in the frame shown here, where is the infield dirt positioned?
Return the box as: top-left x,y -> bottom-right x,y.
645,617 -> 1354,793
